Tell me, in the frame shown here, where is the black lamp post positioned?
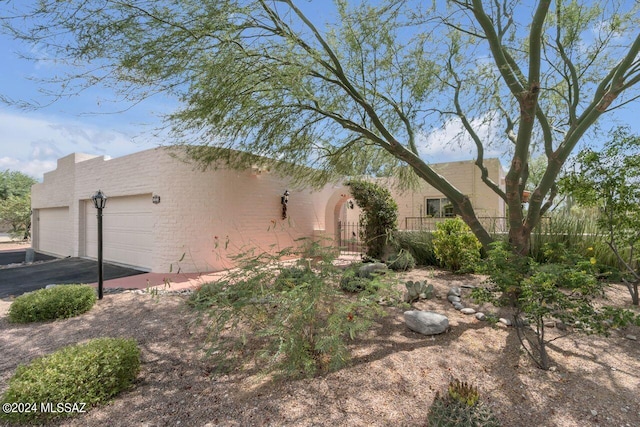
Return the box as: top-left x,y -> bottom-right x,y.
91,190 -> 107,299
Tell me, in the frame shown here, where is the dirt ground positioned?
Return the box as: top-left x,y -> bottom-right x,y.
1,267 -> 639,427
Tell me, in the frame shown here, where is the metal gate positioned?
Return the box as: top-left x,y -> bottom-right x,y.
337,220 -> 364,253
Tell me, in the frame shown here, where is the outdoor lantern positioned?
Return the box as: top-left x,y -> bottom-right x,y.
281,190 -> 290,220
92,190 -> 107,299
152,194 -> 161,204
92,189 -> 107,209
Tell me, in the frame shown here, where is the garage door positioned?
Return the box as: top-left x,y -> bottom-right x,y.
85,194 -> 153,270
37,207 -> 72,256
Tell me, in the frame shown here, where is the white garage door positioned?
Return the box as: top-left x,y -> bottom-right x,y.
37,207 -> 71,256
85,194 -> 153,270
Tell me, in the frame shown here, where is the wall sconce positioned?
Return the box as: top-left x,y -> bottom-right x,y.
281,190 -> 290,220
347,200 -> 354,209
152,194 -> 161,204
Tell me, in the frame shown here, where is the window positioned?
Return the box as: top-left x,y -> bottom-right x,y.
426,197 -> 455,218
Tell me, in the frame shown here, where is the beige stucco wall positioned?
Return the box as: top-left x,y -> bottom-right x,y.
31,148 -> 348,273
31,150 -> 504,271
381,158 -> 505,230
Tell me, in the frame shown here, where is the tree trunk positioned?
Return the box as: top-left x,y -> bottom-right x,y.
508,224 -> 532,256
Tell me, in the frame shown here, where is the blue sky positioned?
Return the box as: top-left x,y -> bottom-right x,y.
0,2 -> 638,180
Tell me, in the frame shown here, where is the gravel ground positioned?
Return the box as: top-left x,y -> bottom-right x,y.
1,267 -> 639,427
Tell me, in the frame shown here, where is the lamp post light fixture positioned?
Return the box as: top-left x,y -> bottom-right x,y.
281,190 -> 290,220
91,190 -> 107,299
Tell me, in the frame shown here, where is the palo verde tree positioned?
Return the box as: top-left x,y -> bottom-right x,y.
2,1 -> 640,255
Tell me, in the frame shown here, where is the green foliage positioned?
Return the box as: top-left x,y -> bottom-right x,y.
386,249 -> 416,271
0,170 -> 37,200
189,243 -> 388,377
339,265 -> 381,294
427,379 -> 501,427
8,285 -> 97,323
560,126 -> 640,304
404,280 -> 434,303
347,180 -> 398,260
393,231 -> 438,266
0,338 -> 140,423
432,218 -> 482,273
0,170 -> 36,239
472,242 -> 639,369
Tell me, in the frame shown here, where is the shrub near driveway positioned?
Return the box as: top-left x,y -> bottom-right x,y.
0,337 -> 140,423
7,284 -> 96,323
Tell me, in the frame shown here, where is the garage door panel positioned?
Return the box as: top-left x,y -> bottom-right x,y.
85,195 -> 153,270
38,207 -> 71,257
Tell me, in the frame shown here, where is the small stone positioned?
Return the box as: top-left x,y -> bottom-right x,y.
475,312 -> 486,321
453,302 -> 464,310
590,409 -> 598,417
460,308 -> 476,315
447,295 -> 461,303
625,335 -> 637,341
461,284 -> 476,289
556,321 -> 568,331
544,321 -> 555,328
549,366 -> 557,372
447,287 -> 462,297
499,318 -> 512,326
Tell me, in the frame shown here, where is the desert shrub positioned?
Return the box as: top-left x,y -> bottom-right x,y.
8,284 -> 96,323
386,249 -> 416,272
339,266 -> 377,293
347,180 -> 398,260
432,218 -> 482,273
472,242 -> 639,370
0,337 -> 140,423
189,242 -> 388,377
426,379 -> 501,427
393,230 -> 438,266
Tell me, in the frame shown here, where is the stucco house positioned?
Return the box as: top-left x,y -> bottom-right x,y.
31,148 -> 505,272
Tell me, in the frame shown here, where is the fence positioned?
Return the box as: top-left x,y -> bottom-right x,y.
404,216 -> 551,235
337,220 -> 364,253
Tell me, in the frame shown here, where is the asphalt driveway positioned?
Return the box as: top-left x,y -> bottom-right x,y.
0,256 -> 146,299
0,250 -> 56,266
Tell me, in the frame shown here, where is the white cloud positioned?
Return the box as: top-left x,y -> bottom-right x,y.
0,110 -> 158,180
417,112 -> 509,163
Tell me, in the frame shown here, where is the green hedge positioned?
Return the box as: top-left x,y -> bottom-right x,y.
0,337 -> 140,423
8,284 -> 97,323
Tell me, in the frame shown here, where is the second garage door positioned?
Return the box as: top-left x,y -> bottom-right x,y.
85,194 -> 153,270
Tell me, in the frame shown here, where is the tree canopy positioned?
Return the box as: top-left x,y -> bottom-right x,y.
0,170 -> 36,239
2,0 -> 640,254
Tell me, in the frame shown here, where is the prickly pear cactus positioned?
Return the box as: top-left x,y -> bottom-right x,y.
404,280 -> 434,303
426,379 -> 501,427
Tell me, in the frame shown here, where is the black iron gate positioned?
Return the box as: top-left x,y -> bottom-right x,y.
337,220 -> 364,253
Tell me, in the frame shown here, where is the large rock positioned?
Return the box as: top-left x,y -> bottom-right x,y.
358,263 -> 388,278
404,311 -> 449,336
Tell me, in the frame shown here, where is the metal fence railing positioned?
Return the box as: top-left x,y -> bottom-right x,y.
404,216 -> 553,234
337,220 -> 365,253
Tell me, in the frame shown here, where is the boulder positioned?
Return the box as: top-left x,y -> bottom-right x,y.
460,308 -> 476,315
404,310 -> 449,336
447,287 -> 462,297
453,302 -> 464,310
358,263 -> 388,278
447,295 -> 461,303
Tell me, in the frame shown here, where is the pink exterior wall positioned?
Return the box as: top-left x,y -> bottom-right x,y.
31,149 -> 504,272
31,148 -> 347,273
